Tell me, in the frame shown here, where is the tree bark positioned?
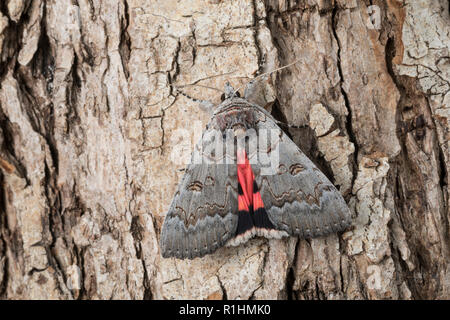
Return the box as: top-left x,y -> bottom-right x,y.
0,0 -> 448,300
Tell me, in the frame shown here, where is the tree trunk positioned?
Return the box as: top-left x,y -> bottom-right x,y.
0,0 -> 448,300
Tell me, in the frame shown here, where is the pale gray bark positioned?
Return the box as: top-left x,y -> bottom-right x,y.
0,0 -> 448,299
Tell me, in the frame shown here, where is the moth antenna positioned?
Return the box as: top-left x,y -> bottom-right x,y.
172,83 -> 223,93
275,121 -> 308,130
168,69 -> 238,109
233,58 -> 302,98
169,69 -> 237,93
173,87 -> 215,111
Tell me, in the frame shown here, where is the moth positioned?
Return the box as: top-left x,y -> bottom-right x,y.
160,78 -> 352,260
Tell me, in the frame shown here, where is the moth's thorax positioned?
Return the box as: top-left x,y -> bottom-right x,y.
214,98 -> 257,132
215,108 -> 255,133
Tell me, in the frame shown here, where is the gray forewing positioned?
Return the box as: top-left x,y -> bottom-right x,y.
253,110 -> 352,238
160,127 -> 239,259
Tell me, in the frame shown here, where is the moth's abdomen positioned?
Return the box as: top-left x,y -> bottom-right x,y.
227,149 -> 287,247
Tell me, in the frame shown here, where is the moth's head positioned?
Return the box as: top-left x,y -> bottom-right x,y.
220,82 -> 241,101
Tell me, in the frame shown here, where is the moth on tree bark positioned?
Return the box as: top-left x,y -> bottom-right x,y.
0,0 -> 448,299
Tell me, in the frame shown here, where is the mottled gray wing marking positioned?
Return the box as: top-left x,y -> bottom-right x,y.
160,127 -> 239,260
161,96 -> 352,260
252,109 -> 352,239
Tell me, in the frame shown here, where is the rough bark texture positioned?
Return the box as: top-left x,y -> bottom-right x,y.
0,0 -> 448,300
